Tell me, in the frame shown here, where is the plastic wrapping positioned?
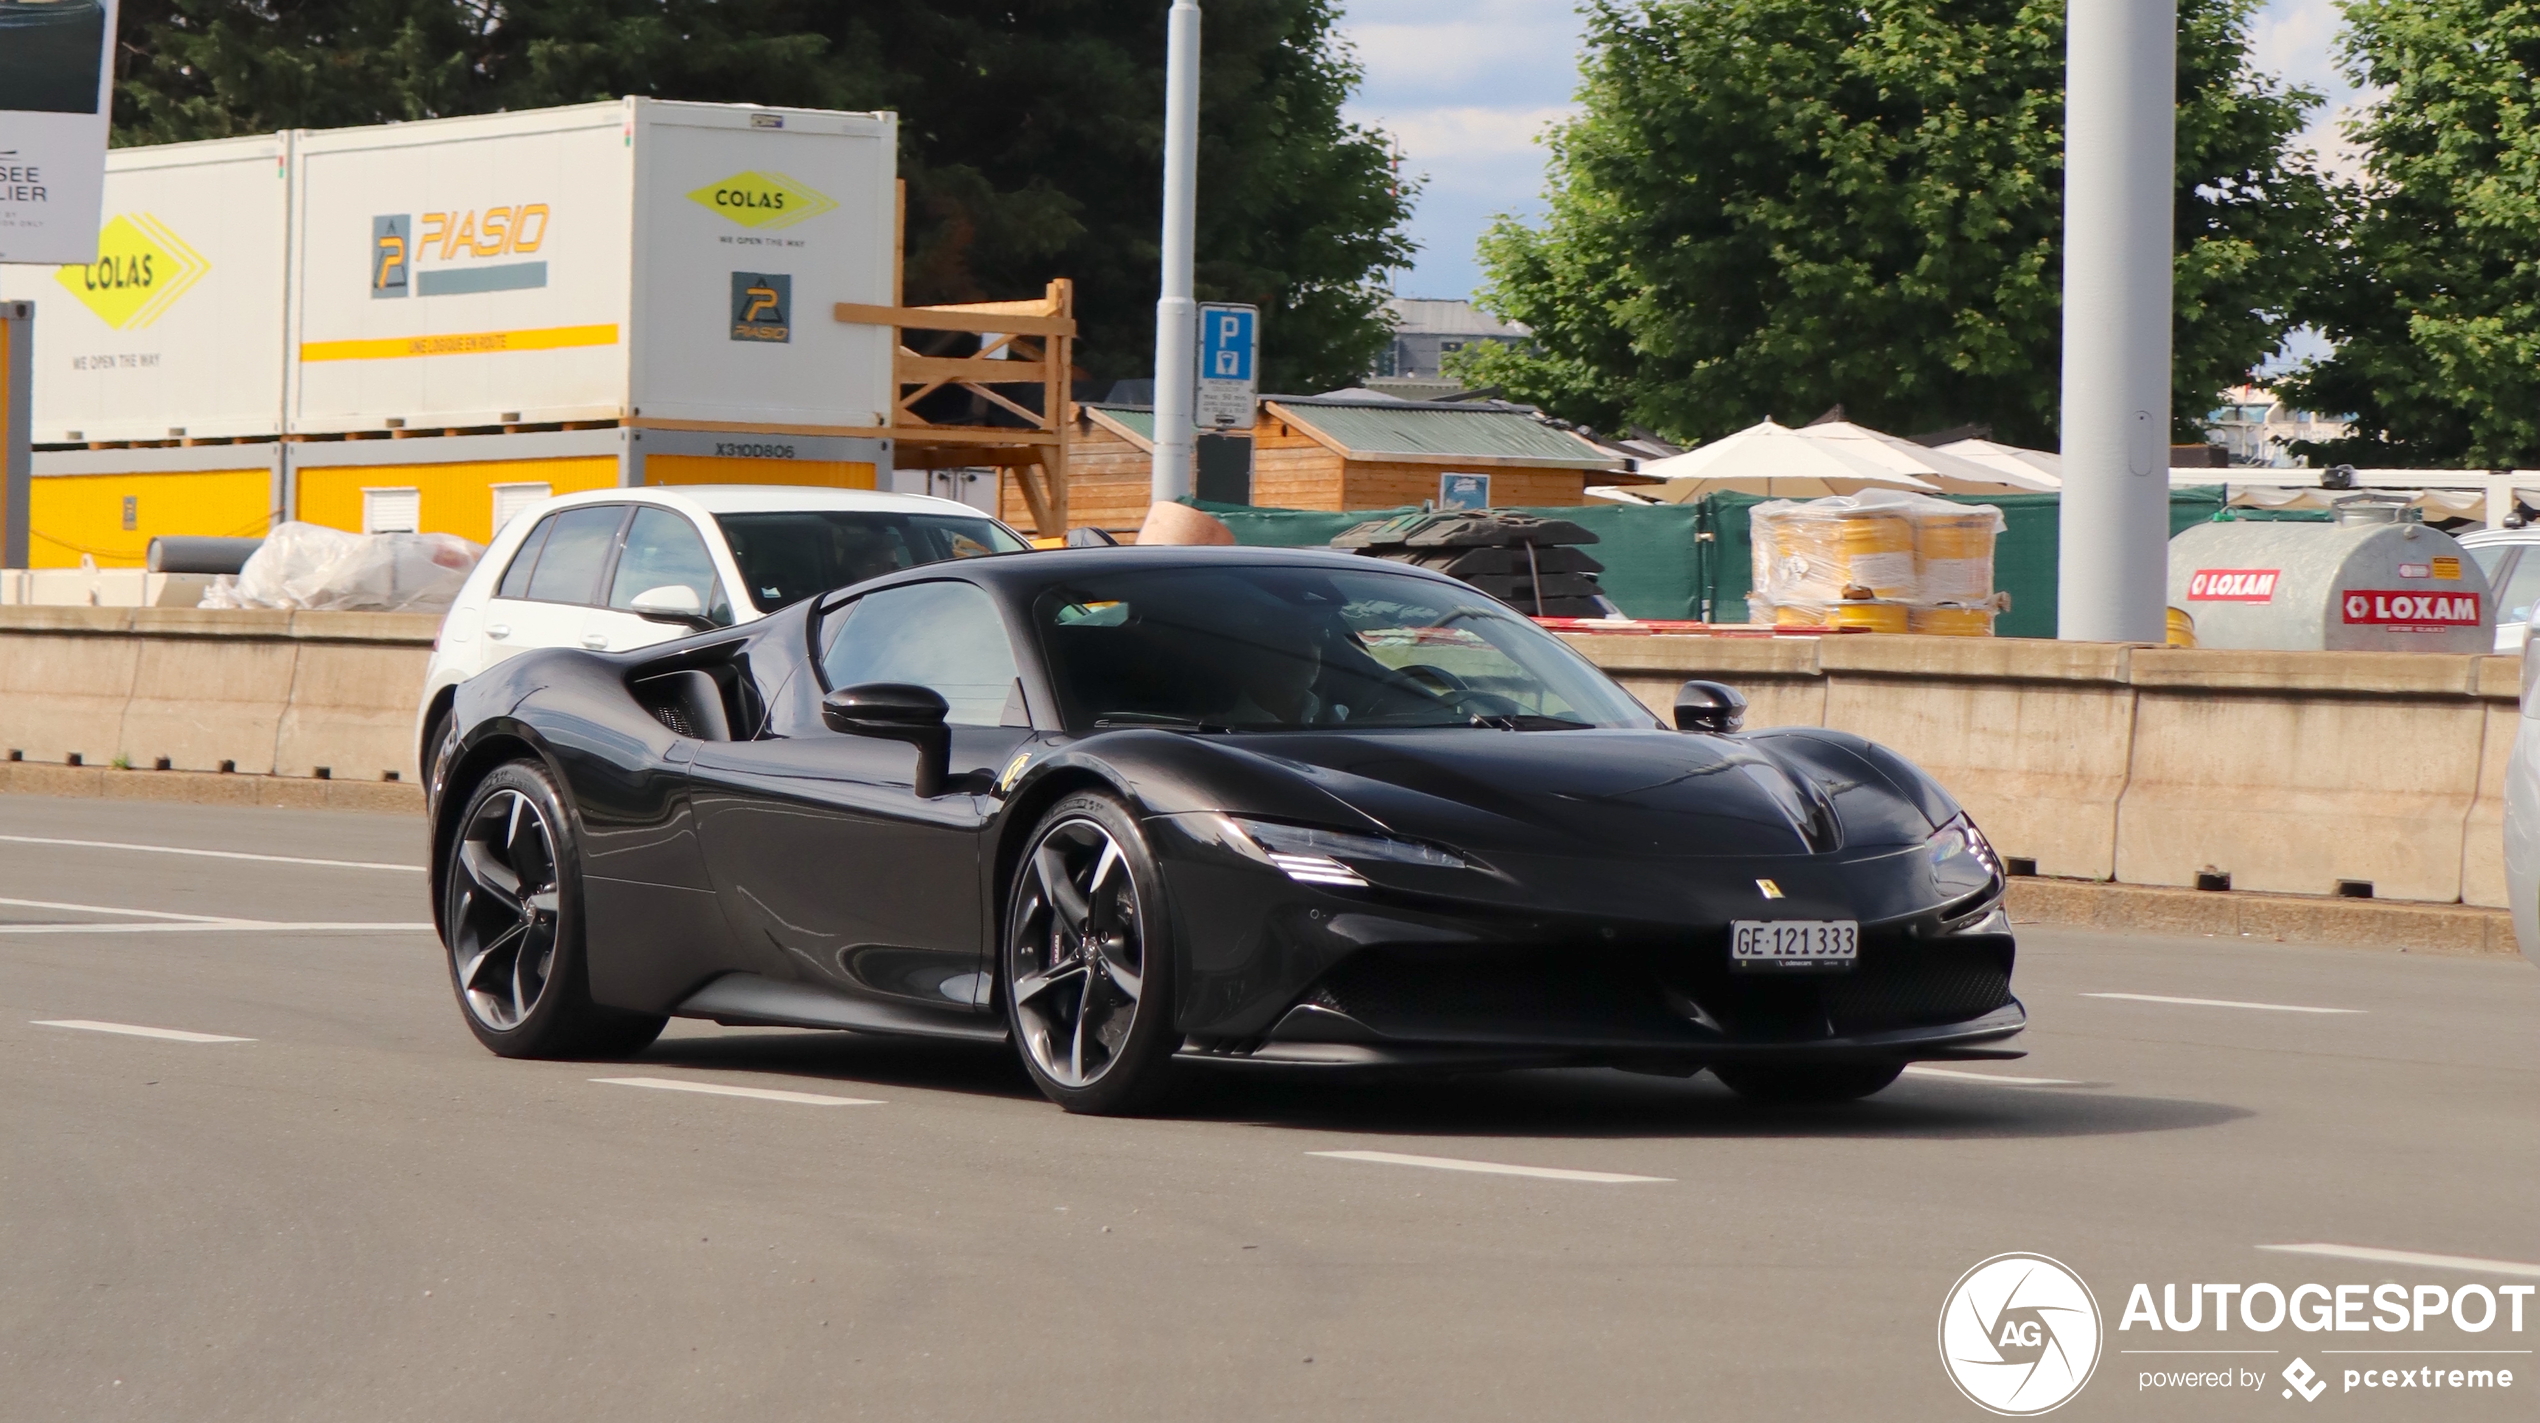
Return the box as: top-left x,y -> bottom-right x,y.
198,522 -> 482,612
1749,490 -> 2006,635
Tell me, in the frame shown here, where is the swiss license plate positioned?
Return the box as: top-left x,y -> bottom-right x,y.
1729,920 -> 1859,971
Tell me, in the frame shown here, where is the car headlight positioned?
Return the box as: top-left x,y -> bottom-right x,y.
1210,815 -> 1467,887
1929,812 -> 2003,904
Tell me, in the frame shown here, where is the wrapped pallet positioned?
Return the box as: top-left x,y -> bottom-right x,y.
1749,490 -> 2007,635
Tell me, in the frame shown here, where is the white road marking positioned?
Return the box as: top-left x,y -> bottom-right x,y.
2082,992 -> 2364,1015
33,1019 -> 254,1043
1901,1065 -> 2085,1087
591,1077 -> 883,1107
0,896 -> 246,923
0,897 -> 429,934
2258,1244 -> 2540,1279
0,920 -> 434,935
1308,1150 -> 1671,1183
0,834 -> 424,873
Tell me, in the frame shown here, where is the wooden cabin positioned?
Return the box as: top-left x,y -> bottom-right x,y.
1010,394 -> 1630,533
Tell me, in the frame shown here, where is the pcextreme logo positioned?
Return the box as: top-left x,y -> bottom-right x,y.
54,213 -> 209,329
686,171 -> 837,230
1939,1254 -> 2104,1415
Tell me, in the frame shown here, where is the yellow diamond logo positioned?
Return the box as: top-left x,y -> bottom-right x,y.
55,213 -> 211,330
686,170 -> 838,231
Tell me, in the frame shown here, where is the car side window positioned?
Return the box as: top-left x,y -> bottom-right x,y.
608,507 -> 732,624
2497,548 -> 2540,624
523,505 -> 628,607
496,514 -> 558,600
821,581 -> 1020,727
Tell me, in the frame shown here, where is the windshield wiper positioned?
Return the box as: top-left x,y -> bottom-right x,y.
1467,712 -> 1595,731
1091,712 -> 1237,733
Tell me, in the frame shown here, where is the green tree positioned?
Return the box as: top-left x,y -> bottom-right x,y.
1456,0 -> 2326,447
109,0 -> 1411,390
2275,0 -> 2540,467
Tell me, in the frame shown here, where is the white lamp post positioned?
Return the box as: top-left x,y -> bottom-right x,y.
2058,0 -> 2176,643
1150,0 -> 1203,507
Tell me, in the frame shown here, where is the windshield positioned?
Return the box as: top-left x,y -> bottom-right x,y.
715,510 -> 1029,612
1033,564 -> 1658,733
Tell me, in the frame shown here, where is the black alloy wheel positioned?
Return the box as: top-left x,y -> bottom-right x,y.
1711,1061 -> 1904,1103
1002,793 -> 1179,1114
442,760 -> 664,1059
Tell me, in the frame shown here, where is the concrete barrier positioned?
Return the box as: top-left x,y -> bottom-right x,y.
1564,632 -> 2520,908
0,607 -> 436,783
0,613 -> 2517,911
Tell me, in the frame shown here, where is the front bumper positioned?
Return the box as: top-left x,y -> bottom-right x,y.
1149,814 -> 2024,1067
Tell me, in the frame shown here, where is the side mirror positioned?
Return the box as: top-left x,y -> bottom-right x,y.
1063,526 -> 1121,547
1674,679 -> 1747,734
628,584 -> 712,631
822,682 -> 953,797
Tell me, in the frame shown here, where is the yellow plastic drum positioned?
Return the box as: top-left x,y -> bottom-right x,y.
1770,603 -> 1826,627
1907,606 -> 1995,637
1826,602 -> 1909,634
1916,512 -> 1996,603
2166,606 -> 2197,648
1837,515 -> 1917,597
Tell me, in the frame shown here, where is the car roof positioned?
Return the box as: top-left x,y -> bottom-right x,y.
2456,527 -> 2537,546
538,483 -> 998,518
845,542 -> 1470,601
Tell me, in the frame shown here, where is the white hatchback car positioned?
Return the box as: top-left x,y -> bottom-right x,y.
2456,528 -> 2540,652
415,485 -> 1030,790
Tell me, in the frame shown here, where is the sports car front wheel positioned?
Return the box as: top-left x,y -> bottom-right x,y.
1002,793 -> 1180,1115
442,760 -> 666,1060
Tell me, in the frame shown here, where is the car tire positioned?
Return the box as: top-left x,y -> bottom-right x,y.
1001,792 -> 1180,1115
1711,1062 -> 1903,1103
441,758 -> 666,1060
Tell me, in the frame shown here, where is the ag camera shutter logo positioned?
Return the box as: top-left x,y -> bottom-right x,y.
1939,1253 -> 2102,1415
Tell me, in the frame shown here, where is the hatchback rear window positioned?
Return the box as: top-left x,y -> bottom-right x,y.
714,510 -> 1026,611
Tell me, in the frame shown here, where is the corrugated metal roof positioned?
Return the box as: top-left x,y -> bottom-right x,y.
1274,401 -> 1620,469
1088,404 -> 1155,440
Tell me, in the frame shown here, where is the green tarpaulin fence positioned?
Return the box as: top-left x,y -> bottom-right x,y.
1187,489 -> 2322,638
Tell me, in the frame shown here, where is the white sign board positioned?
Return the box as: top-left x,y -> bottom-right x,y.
0,0 -> 118,265
1195,302 -> 1257,430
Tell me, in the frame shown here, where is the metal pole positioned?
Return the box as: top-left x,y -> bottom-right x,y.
2057,0 -> 2175,643
1,302 -> 30,570
1150,0 -> 1202,508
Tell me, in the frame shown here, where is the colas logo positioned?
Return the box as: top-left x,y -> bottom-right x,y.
686,171 -> 837,231
55,213 -> 210,329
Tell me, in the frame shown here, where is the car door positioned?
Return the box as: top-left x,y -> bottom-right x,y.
689,579 -> 1037,1014
479,504 -> 630,661
585,505 -> 737,653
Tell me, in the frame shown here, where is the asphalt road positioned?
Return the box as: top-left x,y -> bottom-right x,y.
1,794 -> 2534,1422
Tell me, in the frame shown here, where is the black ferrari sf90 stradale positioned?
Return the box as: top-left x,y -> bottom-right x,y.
426,546 -> 2023,1114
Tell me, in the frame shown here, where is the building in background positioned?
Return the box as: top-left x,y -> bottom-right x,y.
1369,298 -> 1529,398
2204,384 -> 2353,468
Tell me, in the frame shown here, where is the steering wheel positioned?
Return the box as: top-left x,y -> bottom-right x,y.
1395,663 -> 1472,698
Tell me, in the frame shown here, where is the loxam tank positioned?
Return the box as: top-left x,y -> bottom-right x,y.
2168,504 -> 2492,653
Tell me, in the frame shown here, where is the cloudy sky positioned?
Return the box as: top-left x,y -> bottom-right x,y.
1337,0 -> 2362,300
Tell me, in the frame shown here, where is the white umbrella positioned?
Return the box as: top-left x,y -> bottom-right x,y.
1935,436 -> 2062,490
1634,419 -> 1942,502
1800,420 -> 2057,493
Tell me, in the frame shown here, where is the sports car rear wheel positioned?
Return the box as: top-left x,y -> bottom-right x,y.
1003,793 -> 1179,1115
443,760 -> 665,1060
1712,1062 -> 1903,1103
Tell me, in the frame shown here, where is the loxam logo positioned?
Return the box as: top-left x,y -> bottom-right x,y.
685,171 -> 837,230
54,213 -> 209,329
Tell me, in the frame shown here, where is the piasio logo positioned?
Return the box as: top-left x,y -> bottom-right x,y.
55,213 -> 209,329
686,171 -> 837,231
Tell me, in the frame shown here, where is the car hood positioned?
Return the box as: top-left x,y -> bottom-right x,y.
1191,726 -> 1941,861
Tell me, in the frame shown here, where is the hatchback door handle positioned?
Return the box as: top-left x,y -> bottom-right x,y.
582,633 -> 609,650
486,623 -> 511,639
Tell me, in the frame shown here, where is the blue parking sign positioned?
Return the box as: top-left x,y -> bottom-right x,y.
1201,306 -> 1255,380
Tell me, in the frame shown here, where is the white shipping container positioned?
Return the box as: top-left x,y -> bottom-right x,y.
0,133 -> 292,443
286,98 -> 896,435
